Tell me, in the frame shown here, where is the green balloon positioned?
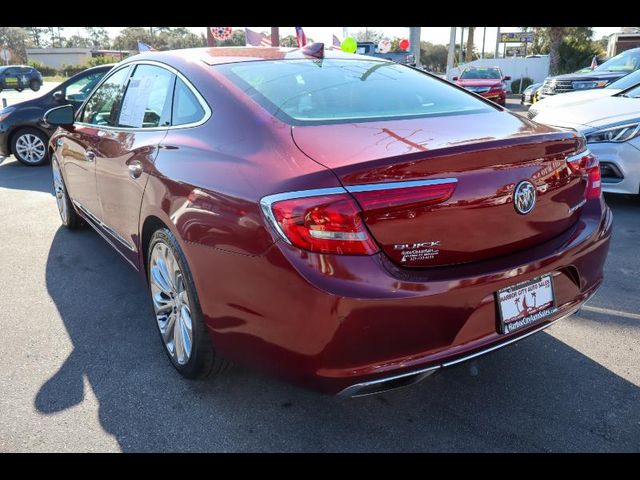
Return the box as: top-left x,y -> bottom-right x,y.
341,37 -> 357,54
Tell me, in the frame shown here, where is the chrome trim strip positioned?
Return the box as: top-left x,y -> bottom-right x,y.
259,178 -> 459,244
259,187 -> 347,244
566,149 -> 592,163
345,177 -> 458,193
339,306 -> 580,398
338,365 -> 440,398
74,60 -> 212,132
72,200 -> 136,252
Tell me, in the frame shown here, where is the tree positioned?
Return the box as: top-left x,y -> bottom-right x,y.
0,27 -> 32,63
218,29 -> 246,47
524,27 -> 602,75
352,29 -> 384,44
465,27 -> 475,62
65,35 -> 93,48
85,27 -> 110,49
280,34 -> 314,47
156,28 -> 206,50
113,27 -> 154,51
24,27 -> 48,48
420,41 -> 449,72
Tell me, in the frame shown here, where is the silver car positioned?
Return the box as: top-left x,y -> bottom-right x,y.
534,83 -> 640,195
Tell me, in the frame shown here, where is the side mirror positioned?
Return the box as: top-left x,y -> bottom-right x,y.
503,75 -> 512,81
452,76 -> 459,81
44,104 -> 75,126
52,90 -> 65,103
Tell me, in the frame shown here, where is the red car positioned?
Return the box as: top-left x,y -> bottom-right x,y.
44,47 -> 611,396
453,66 -> 511,106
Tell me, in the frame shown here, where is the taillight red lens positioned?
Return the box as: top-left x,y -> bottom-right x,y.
350,181 -> 457,215
585,154 -> 601,200
567,151 -> 601,200
270,194 -> 379,255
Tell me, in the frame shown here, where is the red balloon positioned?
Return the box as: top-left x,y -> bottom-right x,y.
399,39 -> 410,50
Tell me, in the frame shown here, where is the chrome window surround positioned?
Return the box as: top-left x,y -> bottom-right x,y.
259,178 -> 459,245
74,60 -> 212,132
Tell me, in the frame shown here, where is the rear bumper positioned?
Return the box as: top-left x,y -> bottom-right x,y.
193,198 -> 612,395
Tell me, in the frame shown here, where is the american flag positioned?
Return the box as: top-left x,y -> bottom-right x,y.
332,34 -> 341,47
137,41 -> 157,52
590,55 -> 598,70
295,26 -> 307,48
245,28 -> 272,47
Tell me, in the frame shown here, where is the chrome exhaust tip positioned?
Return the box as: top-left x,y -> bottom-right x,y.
337,366 -> 440,398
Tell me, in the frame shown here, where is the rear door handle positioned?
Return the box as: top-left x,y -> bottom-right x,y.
85,150 -> 95,162
128,161 -> 143,179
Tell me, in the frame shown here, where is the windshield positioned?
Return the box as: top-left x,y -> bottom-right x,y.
217,59 -> 494,125
607,69 -> 640,90
460,67 -> 502,80
596,49 -> 640,73
619,84 -> 640,98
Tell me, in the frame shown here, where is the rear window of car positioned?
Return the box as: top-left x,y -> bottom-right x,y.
216,59 -> 494,126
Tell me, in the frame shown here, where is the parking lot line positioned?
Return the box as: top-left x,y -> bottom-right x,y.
582,305 -> 640,321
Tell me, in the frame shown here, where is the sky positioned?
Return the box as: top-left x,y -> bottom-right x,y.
67,26 -> 622,53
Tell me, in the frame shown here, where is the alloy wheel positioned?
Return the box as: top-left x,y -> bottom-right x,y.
52,158 -> 68,224
15,133 -> 46,164
149,242 -> 194,365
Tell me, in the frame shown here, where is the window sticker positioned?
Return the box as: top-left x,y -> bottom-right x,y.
119,75 -> 156,128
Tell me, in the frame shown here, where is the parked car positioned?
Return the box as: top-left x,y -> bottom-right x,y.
0,64 -> 112,165
45,48 -> 611,396
534,82 -> 640,196
0,65 -> 43,92
528,69 -> 640,119
521,82 -> 543,106
453,66 -> 510,106
538,47 -> 640,100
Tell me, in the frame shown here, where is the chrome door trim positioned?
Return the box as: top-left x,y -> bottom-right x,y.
345,177 -> 458,193
72,200 -> 136,253
74,60 -> 212,132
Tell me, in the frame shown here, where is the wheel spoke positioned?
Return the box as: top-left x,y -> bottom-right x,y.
174,313 -> 184,362
162,311 -> 177,343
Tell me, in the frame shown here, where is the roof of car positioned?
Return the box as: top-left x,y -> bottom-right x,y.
123,46 -> 391,67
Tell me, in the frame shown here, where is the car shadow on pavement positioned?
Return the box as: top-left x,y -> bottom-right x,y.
0,156 -> 52,194
36,219 -> 640,452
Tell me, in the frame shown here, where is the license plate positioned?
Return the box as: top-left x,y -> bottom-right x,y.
496,274 -> 557,334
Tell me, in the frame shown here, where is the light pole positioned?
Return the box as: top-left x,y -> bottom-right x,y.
447,27 -> 456,79
495,27 -> 501,58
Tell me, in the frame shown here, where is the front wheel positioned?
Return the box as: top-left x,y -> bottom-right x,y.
52,155 -> 83,229
148,228 -> 230,379
12,128 -> 49,166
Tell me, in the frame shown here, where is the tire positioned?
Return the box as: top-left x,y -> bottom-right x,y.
30,80 -> 40,92
11,128 -> 49,166
52,154 -> 83,230
147,228 -> 230,379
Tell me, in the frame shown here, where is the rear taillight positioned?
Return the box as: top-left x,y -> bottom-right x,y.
267,193 -> 379,255
567,150 -> 601,200
349,180 -> 457,215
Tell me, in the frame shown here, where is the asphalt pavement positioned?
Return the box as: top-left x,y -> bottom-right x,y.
0,99 -> 638,452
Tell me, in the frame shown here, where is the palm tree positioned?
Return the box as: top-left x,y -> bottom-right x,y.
548,27 -> 566,76
465,27 -> 475,62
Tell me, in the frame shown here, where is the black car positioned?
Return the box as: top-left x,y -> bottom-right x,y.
539,48 -> 640,99
521,82 -> 543,106
0,64 -> 112,166
0,65 -> 43,92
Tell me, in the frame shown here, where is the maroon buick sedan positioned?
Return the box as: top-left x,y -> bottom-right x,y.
44,46 -> 612,396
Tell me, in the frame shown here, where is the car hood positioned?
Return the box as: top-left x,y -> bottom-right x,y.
534,88 -> 619,110
548,71 -> 628,82
533,96 -> 640,131
456,79 -> 501,87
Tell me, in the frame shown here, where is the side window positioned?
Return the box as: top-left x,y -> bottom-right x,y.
80,66 -> 132,126
65,71 -> 108,102
172,78 -> 206,126
118,65 -> 175,128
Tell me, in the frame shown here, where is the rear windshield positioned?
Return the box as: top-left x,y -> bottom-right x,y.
460,68 -> 502,80
216,59 -> 494,125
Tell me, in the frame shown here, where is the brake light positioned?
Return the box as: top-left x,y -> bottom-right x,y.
349,180 -> 457,215
567,150 -> 601,200
269,194 -> 379,255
